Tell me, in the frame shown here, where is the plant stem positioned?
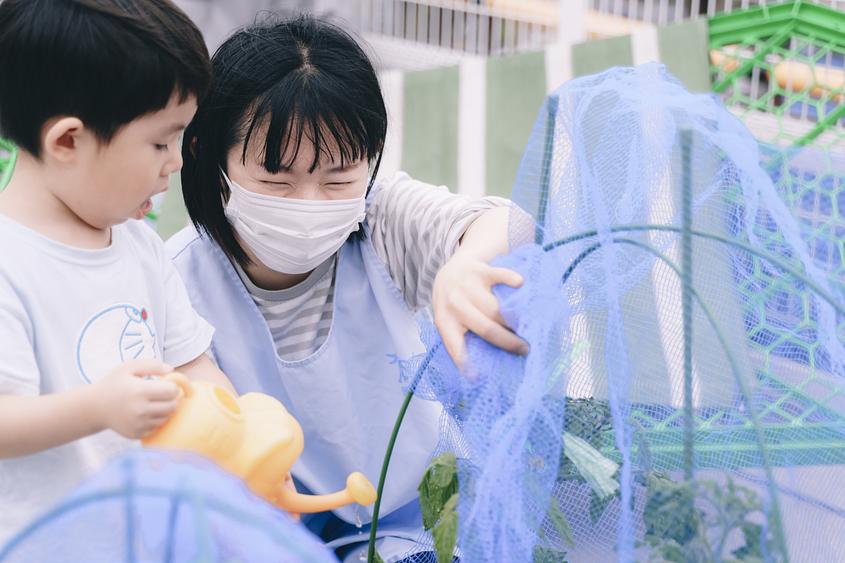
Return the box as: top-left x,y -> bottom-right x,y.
543,224 -> 845,320
535,95 -> 559,245
367,344 -> 441,563
680,130 -> 695,485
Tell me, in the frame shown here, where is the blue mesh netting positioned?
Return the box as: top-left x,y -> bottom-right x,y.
402,63 -> 845,562
0,449 -> 337,562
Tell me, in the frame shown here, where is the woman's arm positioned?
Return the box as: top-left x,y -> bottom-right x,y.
368,174 -> 531,368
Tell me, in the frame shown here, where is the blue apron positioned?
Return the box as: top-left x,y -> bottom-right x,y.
167,226 -> 442,560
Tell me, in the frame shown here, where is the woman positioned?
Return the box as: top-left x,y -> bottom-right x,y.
167,15 -> 525,561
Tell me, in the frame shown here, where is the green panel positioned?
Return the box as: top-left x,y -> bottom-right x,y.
401,66 -> 459,191
658,19 -> 712,92
0,138 -> 16,191
485,51 -> 546,199
571,35 -> 633,78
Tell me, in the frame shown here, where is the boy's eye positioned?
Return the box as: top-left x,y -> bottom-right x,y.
154,143 -> 169,151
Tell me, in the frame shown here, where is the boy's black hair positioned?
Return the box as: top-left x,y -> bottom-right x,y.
0,0 -> 210,157
181,14 -> 388,268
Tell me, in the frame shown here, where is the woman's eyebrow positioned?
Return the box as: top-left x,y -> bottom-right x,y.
326,163 -> 358,173
257,160 -> 293,173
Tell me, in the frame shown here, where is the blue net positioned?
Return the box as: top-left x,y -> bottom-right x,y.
0,449 -> 338,563
404,63 -> 845,562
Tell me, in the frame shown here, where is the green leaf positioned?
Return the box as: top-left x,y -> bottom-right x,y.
433,494 -> 459,563
547,498 -> 574,547
630,420 -> 654,473
732,521 -> 763,559
372,551 -> 386,563
562,432 -> 619,499
657,539 -> 688,563
589,490 -> 614,524
533,545 -> 569,563
563,398 -> 612,446
642,475 -> 699,546
418,453 -> 459,530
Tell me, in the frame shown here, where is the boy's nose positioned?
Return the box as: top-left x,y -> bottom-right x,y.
163,145 -> 183,176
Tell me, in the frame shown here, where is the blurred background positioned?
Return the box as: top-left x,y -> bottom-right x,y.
171,0 -> 845,193
3,0 -> 845,237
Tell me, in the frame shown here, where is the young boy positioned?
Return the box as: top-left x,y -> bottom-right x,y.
0,0 -> 235,544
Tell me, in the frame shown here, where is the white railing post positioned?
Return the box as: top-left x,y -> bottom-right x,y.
559,0 -> 589,45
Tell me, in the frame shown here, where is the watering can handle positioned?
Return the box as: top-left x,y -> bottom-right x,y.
162,371 -> 193,399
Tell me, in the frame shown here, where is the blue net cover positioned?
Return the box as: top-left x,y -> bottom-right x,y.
0,449 -> 337,563
405,64 -> 845,562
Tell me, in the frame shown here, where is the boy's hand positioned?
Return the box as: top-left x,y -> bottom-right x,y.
432,252 -> 527,371
92,359 -> 180,439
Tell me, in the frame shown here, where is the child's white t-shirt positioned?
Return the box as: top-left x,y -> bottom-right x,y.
0,215 -> 214,545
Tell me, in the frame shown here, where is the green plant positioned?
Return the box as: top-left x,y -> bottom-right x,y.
556,398 -> 613,483
417,451 -> 575,563
641,473 -> 778,563
551,397 -> 777,562
537,496 -> 574,561
418,453 -> 459,563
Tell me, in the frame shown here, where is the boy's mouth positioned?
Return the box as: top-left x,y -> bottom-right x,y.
133,198 -> 153,220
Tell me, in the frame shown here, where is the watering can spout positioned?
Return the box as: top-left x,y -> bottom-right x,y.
274,472 -> 377,514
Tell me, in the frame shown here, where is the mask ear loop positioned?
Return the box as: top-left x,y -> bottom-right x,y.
219,167 -> 239,220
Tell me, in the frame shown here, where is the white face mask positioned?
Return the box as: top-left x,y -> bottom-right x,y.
222,170 -> 366,274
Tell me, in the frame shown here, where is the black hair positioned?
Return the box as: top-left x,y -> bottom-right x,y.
181,14 -> 388,268
0,0 -> 210,157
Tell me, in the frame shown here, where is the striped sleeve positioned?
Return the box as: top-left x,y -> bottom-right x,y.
366,172 -> 510,311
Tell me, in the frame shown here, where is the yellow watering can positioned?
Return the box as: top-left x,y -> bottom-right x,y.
142,373 -> 377,514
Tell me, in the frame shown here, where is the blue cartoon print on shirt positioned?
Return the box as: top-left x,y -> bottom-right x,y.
76,304 -> 159,383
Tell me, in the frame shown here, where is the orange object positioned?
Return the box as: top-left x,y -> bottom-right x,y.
143,372 -> 377,514
773,60 -> 845,102
710,47 -> 742,74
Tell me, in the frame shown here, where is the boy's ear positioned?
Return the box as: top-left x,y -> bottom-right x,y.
42,117 -> 85,162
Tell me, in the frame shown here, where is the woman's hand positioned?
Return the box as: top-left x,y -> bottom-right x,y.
432,251 -> 527,370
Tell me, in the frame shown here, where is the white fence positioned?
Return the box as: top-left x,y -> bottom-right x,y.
358,0 -> 556,56
358,0 -> 845,56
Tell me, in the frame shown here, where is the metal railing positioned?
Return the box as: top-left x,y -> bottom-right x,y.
589,0 -> 845,25
359,0 -> 845,56
358,0 -> 556,55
